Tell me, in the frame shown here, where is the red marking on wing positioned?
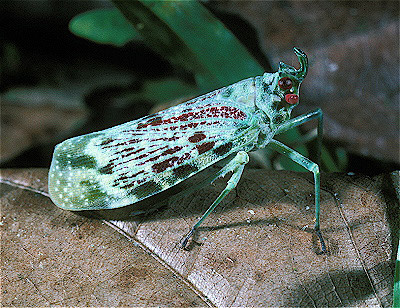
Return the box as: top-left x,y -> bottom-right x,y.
113,147 -> 145,157
162,146 -> 183,155
137,116 -> 163,129
137,153 -> 148,160
102,139 -> 141,149
135,106 -> 246,129
152,157 -> 179,173
196,141 -> 215,154
127,144 -> 181,167
96,102 -> 247,191
180,122 -> 199,129
152,152 -> 192,174
188,133 -> 206,143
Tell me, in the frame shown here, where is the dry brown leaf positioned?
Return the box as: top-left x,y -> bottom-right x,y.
0,103 -> 87,164
1,168 -> 398,307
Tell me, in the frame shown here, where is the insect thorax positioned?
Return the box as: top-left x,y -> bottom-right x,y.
254,69 -> 303,134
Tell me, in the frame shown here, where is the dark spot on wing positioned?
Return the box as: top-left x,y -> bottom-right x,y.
58,153 -> 97,169
214,142 -> 233,156
196,141 -> 215,154
98,162 -> 115,174
129,180 -> 163,200
113,170 -> 146,189
152,157 -> 180,173
173,164 -> 198,179
79,180 -> 108,203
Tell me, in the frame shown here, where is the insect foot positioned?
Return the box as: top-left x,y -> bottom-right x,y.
180,228 -> 195,250
316,228 -> 327,254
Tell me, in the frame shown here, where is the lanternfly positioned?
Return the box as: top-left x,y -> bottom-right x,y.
48,48 -> 326,253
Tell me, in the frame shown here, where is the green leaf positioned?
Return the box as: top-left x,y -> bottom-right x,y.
112,0 -> 264,91
69,8 -> 141,47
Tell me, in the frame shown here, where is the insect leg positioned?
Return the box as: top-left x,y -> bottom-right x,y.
268,139 -> 327,254
180,151 -> 249,249
276,108 -> 323,166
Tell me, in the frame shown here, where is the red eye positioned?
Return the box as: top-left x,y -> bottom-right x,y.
278,77 -> 293,90
285,94 -> 298,105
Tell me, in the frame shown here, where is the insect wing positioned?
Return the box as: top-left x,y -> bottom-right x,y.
48,81 -> 259,211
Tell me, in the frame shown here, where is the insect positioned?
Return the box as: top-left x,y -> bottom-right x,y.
48,47 -> 326,253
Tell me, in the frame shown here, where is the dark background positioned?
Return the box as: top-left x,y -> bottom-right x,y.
1,0 -> 399,174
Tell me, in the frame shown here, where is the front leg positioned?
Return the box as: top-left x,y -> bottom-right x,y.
268,139 -> 327,254
276,108 -> 323,165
